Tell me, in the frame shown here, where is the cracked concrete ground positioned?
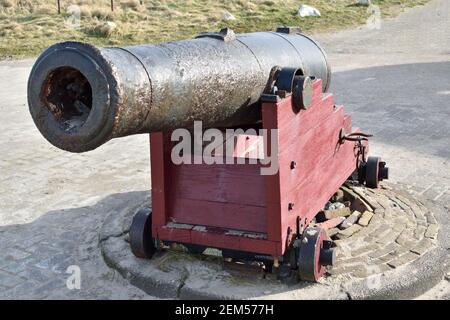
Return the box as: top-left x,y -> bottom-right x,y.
0,0 -> 449,299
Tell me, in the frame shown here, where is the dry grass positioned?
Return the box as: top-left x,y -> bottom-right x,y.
0,0 -> 14,8
85,20 -> 118,37
0,0 -> 430,59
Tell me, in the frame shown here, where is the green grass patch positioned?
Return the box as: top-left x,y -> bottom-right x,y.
0,0 -> 429,59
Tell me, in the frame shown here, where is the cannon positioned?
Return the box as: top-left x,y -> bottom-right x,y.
28,27 -> 330,153
28,27 -> 388,281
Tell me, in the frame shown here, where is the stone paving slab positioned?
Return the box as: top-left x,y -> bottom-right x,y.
0,192 -> 154,300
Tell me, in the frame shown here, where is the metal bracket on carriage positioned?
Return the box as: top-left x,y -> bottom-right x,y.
339,131 -> 373,143
338,129 -> 390,188
339,130 -> 372,162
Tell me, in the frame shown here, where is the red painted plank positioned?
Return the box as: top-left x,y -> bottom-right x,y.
277,93 -> 335,152
156,226 -> 279,256
168,162 -> 266,207
275,79 -> 324,129
261,103 -> 282,243
214,133 -> 265,159
157,226 -> 192,243
169,198 -> 267,233
343,112 -> 352,132
264,201 -> 282,242
190,229 -> 242,251
280,137 -> 360,246
150,133 -> 170,231
190,229 -> 277,255
277,106 -> 346,194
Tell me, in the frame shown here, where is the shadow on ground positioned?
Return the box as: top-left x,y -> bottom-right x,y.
331,61 -> 450,159
0,191 -> 150,299
0,190 -> 333,299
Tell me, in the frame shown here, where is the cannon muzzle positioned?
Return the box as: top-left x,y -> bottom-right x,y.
27,28 -> 330,152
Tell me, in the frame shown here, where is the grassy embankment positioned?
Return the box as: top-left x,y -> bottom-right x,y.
0,0 -> 429,59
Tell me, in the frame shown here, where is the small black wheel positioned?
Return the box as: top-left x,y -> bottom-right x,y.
357,161 -> 366,185
129,208 -> 156,259
366,156 -> 380,188
184,244 -> 206,255
298,227 -> 336,282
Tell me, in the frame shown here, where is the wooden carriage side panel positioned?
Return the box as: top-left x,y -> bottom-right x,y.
275,108 -> 348,251
278,106 -> 346,194
275,92 -> 364,247
155,225 -> 279,256
274,79 -> 324,129
261,79 -> 332,250
261,98 -> 282,245
169,198 -> 267,232
150,132 -> 172,235
168,163 -> 265,207
157,225 -> 192,244
282,138 -> 364,233
278,93 -> 335,149
261,79 -> 362,254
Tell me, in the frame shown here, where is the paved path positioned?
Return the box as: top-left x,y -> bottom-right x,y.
315,0 -> 450,204
0,62 -> 153,298
0,0 -> 449,299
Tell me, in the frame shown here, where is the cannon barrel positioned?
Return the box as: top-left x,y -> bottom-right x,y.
27,28 -> 330,152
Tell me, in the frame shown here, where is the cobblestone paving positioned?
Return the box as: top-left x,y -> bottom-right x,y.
99,183 -> 443,299
315,0 -> 450,206
328,184 -> 438,279
1,0 -> 449,299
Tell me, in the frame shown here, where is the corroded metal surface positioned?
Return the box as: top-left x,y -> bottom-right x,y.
28,29 -> 330,152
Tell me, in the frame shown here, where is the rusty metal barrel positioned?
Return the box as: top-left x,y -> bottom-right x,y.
27,28 -> 330,152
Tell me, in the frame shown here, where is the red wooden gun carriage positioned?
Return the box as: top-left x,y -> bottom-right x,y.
130,75 -> 388,281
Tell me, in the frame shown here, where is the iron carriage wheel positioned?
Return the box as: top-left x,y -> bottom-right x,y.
129,208 -> 156,259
